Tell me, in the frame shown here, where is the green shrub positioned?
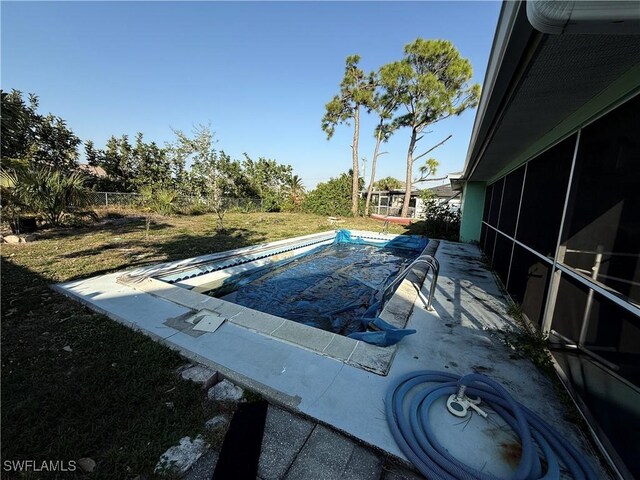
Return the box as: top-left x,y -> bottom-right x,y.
7,168 -> 91,227
280,196 -> 300,213
180,201 -> 209,216
138,186 -> 177,216
410,197 -> 460,240
261,191 -> 283,213
303,172 -> 355,217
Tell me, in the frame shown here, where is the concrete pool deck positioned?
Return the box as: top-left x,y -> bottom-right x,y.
54,240 -> 606,477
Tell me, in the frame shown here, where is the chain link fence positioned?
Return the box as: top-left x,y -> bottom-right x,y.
86,192 -> 141,207
86,192 -> 264,213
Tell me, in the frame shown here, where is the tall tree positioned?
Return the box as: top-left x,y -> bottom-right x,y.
286,174 -> 306,209
321,55 -> 375,215
381,39 -> 480,217
288,174 -> 305,195
1,90 -> 34,163
31,114 -> 81,172
1,90 -> 80,173
170,125 -> 241,229
132,133 -> 172,189
89,135 -> 137,191
364,82 -> 400,215
241,154 -> 293,199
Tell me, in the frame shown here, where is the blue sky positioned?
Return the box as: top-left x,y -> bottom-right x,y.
2,1 -> 501,189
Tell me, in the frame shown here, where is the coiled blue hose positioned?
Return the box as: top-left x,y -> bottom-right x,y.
385,371 -> 598,480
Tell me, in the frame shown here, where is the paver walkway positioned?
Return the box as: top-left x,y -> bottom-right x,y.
185,404 -> 421,480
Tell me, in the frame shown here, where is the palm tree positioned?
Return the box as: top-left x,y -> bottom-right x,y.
18,169 -> 90,226
374,176 -> 403,191
288,175 -> 305,194
287,175 -> 306,209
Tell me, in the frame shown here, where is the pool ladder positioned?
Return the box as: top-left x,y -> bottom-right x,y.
380,254 -> 440,311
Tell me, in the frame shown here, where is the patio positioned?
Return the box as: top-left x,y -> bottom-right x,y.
55,238 -> 607,478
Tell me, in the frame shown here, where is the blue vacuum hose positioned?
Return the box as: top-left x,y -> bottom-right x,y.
385,371 -> 598,480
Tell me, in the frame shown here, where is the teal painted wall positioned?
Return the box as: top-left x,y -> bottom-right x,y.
459,182 -> 486,243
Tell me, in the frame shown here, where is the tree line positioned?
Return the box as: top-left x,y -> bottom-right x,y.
322,38 -> 480,217
0,90 -> 306,219
1,36 -> 480,227
0,88 -> 392,224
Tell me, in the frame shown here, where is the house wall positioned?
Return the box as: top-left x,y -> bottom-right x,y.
459,182 -> 486,243
476,92 -> 640,478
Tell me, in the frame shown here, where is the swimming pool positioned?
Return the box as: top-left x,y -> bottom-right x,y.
117,230 -> 437,374
205,235 -> 426,336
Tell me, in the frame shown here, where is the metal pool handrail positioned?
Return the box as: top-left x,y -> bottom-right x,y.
380,254 -> 440,311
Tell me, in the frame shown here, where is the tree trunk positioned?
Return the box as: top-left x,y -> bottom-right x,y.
401,128 -> 417,218
351,105 -> 360,216
365,126 -> 384,216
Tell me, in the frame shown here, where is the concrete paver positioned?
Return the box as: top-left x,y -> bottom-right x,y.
258,406 -> 315,480
381,465 -> 424,480
284,425 -> 382,480
342,443 -> 383,480
184,406 -> 402,480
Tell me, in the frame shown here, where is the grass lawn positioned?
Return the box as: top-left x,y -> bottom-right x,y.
1,211 -> 407,479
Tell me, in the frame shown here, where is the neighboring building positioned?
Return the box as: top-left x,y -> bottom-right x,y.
366,189 -> 423,218
77,164 -> 108,178
455,1 -> 640,477
364,183 -> 460,219
425,184 -> 461,212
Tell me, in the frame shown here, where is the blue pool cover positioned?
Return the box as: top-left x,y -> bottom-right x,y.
223,230 -> 427,346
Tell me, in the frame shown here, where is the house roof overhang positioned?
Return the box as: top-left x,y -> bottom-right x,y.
461,0 -> 640,184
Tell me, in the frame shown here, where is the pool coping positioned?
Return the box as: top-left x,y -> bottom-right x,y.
115,230 -> 436,375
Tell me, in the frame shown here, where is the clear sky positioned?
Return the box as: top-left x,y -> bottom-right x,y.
2,1 -> 501,190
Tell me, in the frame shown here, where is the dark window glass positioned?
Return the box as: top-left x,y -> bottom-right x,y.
560,96 -> 640,304
498,165 -> 526,237
483,184 -> 493,223
516,135 -> 576,256
552,273 -> 640,386
552,273 -> 590,340
488,178 -> 504,227
550,350 -> 640,478
485,227 -> 496,264
507,244 -> 551,326
493,233 -> 512,286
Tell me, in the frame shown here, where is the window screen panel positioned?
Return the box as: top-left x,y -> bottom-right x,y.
482,184 -> 493,223
480,224 -> 487,252
560,96 -> 640,304
550,349 -> 640,477
498,165 -> 526,237
516,135 -> 576,257
507,244 -> 551,327
488,178 -> 504,227
493,232 -> 512,287
552,273 -> 640,386
485,227 -> 496,265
